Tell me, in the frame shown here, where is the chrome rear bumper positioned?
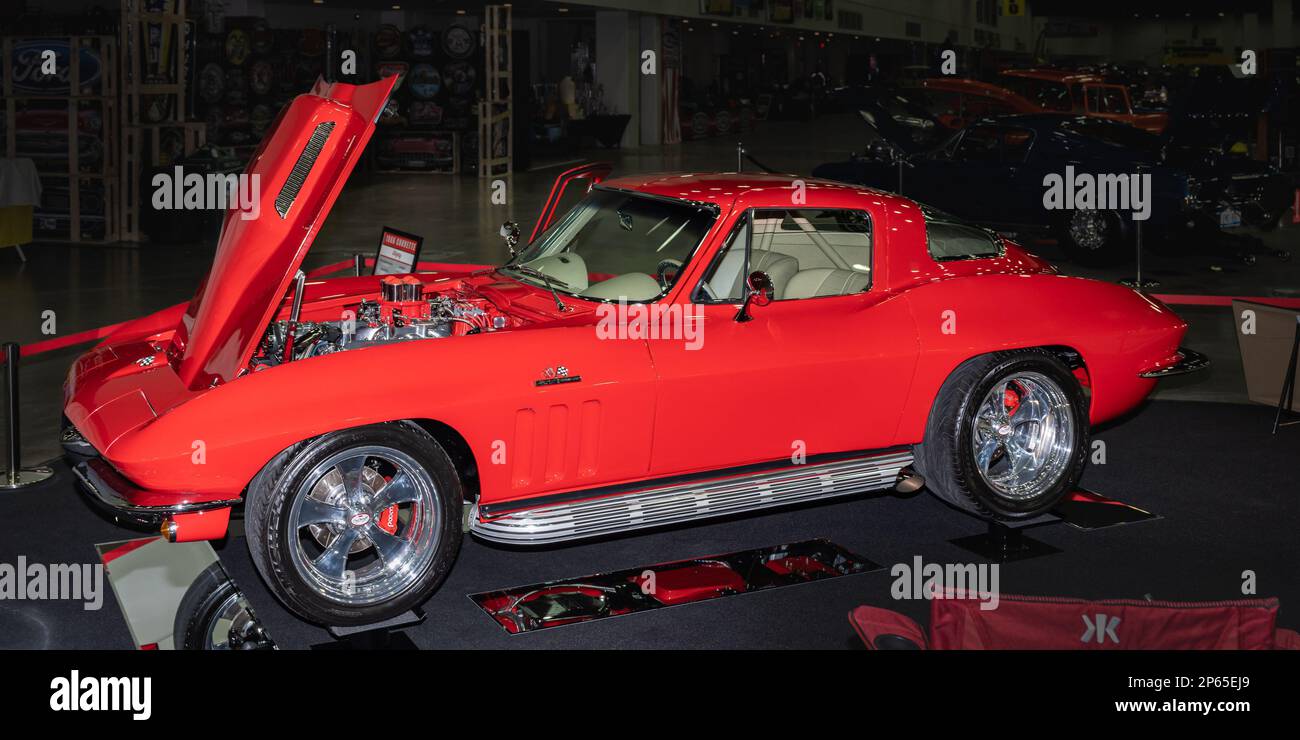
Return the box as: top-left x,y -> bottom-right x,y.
1139,347 -> 1211,378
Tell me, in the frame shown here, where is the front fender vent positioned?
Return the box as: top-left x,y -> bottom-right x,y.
275,120 -> 336,219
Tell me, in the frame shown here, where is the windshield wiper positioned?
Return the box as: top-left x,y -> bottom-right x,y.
504,265 -> 570,312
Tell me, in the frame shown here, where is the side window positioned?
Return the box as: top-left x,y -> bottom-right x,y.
1085,86 -> 1101,113
1002,127 -> 1034,162
1091,86 -> 1129,114
954,126 -> 1001,162
955,125 -> 1034,163
923,207 -> 1003,260
696,209 -> 872,302
696,216 -> 750,302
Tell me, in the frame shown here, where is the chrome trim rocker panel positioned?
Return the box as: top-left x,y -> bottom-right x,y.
470,451 -> 914,545
1139,347 -> 1211,378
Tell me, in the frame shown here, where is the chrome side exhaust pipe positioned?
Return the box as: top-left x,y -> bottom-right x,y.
894,466 -> 926,494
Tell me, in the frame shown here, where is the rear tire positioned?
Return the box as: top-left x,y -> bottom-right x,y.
1058,209 -> 1130,266
913,350 -> 1089,520
245,423 -> 463,626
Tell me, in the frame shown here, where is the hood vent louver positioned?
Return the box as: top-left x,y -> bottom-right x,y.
275,120 -> 336,219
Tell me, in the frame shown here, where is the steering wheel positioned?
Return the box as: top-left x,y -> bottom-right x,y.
654,258 -> 683,289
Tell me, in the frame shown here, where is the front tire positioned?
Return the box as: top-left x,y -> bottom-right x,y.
173,562 -> 273,650
246,423 -> 463,626
913,351 -> 1089,520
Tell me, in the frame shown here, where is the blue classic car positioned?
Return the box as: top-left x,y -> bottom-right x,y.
813,113 -> 1292,265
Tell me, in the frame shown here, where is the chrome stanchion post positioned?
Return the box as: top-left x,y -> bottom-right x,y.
354,253 -> 365,276
1,342 -> 54,490
1136,217 -> 1146,284
1120,165 -> 1159,289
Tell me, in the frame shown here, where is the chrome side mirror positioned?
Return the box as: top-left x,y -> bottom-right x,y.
500,221 -> 520,256
735,270 -> 774,322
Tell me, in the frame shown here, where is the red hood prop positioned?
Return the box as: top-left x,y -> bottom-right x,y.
172,77 -> 398,390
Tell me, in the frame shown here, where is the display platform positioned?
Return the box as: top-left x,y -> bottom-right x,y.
1,400 -> 1296,650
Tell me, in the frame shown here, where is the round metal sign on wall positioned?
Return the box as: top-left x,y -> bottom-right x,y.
249,59 -> 274,96
444,61 -> 477,96
442,23 -> 476,60
409,64 -> 442,100
224,29 -> 249,65
199,63 -> 224,103
375,24 -> 403,60
409,26 -> 437,59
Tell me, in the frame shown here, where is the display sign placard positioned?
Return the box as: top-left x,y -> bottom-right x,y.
1234,299 -> 1300,413
373,227 -> 424,275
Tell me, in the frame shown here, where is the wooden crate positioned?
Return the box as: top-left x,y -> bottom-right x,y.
1,35 -> 120,243
478,4 -> 513,178
119,122 -> 206,242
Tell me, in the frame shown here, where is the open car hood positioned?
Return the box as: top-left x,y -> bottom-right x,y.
172,77 -> 398,390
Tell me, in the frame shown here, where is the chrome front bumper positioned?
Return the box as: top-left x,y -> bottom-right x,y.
1139,347 -> 1211,378
72,457 -> 238,530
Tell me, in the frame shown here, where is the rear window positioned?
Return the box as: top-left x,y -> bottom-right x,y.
999,75 -> 1072,111
922,206 -> 1003,260
1086,85 -> 1131,114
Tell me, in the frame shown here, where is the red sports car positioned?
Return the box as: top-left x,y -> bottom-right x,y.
64,79 -> 1206,626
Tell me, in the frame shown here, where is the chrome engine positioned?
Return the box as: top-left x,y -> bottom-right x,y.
253,276 -> 508,369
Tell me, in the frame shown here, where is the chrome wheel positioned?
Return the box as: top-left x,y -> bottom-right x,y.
204,591 -> 273,650
1067,209 -> 1110,251
970,372 -> 1076,500
287,446 -> 441,606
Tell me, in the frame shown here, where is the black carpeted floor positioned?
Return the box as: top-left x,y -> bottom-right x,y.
2,399 -> 1296,649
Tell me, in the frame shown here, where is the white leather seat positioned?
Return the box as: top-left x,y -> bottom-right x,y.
579,272 -> 662,301
705,248 -> 799,300
751,250 -> 799,300
784,268 -> 870,299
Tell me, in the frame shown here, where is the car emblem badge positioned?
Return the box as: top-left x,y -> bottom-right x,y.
536,365 -> 581,387
350,512 -> 372,527
135,355 -> 156,367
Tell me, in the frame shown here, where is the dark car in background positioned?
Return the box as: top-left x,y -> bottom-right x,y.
813,113 -> 1292,265
823,84 -> 951,154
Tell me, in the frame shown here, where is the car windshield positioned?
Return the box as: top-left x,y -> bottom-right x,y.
504,189 -> 716,303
